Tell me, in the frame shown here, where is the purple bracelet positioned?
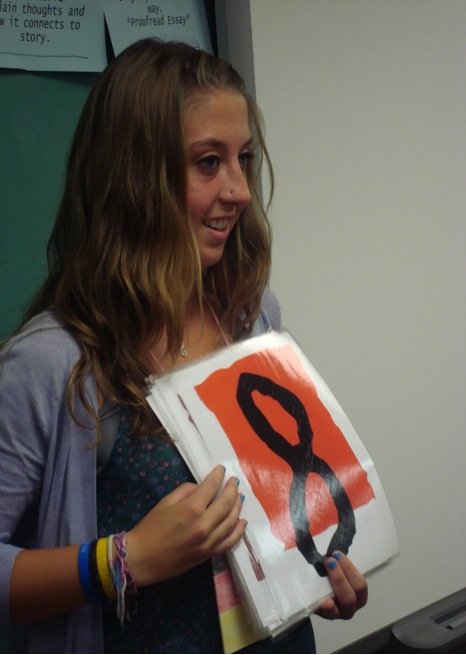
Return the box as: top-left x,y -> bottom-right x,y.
112,531 -> 137,625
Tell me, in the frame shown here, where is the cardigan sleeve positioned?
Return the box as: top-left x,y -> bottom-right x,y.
249,287 -> 282,337
0,314 -> 98,628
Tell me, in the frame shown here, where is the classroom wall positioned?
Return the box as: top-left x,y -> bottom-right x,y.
220,0 -> 466,652
1,3 -> 464,652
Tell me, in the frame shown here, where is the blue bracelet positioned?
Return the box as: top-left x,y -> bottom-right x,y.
78,542 -> 101,605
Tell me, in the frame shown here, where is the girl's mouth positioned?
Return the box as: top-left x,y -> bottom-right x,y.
203,218 -> 228,231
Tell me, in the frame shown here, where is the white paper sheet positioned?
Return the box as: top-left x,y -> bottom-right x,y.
147,331 -> 399,637
103,0 -> 212,57
0,1 -> 106,72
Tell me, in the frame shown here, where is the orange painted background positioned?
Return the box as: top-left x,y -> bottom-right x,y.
195,344 -> 375,550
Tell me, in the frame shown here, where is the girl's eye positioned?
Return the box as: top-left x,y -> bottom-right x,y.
198,155 -> 220,171
239,151 -> 255,170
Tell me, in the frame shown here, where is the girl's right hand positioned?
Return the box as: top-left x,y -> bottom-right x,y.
125,464 -> 246,587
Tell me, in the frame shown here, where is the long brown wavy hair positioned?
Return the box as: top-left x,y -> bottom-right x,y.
20,38 -> 274,438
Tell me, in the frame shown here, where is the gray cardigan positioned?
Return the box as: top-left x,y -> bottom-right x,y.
0,289 -> 281,653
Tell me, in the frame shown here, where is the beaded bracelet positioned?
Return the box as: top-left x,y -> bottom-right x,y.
112,531 -> 138,626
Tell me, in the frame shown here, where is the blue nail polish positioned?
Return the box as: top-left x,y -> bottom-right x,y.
327,559 -> 337,570
240,494 -> 245,503
332,551 -> 341,560
236,478 -> 240,486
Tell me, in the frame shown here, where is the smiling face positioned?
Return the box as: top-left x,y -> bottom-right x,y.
184,89 -> 253,269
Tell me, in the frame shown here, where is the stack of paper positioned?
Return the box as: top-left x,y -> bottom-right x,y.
146,331 -> 398,641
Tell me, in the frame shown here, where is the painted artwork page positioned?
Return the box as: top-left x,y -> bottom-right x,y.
146,331 -> 398,636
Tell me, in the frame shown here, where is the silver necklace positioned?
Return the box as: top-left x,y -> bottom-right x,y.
149,301 -> 229,373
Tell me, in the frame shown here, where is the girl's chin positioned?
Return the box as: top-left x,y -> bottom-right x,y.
199,248 -> 226,270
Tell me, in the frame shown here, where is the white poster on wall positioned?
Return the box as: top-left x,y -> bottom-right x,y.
0,0 -> 212,72
103,0 -> 212,56
0,0 -> 107,71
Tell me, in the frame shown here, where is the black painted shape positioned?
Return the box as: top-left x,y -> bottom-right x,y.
236,372 -> 356,577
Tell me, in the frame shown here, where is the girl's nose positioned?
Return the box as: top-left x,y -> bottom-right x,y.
223,167 -> 252,205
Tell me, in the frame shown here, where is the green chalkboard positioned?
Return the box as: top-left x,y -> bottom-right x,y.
0,70 -> 96,340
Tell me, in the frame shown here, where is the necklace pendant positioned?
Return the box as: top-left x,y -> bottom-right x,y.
180,344 -> 188,358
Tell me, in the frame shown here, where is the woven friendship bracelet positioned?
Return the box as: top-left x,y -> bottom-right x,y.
112,531 -> 138,626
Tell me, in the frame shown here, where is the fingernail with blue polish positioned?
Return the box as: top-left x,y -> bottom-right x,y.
332,551 -> 341,560
241,494 -> 245,503
327,559 -> 337,570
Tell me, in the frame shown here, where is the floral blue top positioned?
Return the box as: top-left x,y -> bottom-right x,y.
96,409 -> 316,653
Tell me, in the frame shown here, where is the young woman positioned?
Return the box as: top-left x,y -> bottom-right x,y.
0,39 -> 367,653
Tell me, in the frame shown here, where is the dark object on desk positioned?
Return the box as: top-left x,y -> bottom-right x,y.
335,587 -> 466,653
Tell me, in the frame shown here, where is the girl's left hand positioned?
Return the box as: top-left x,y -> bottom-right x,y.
315,552 -> 368,620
